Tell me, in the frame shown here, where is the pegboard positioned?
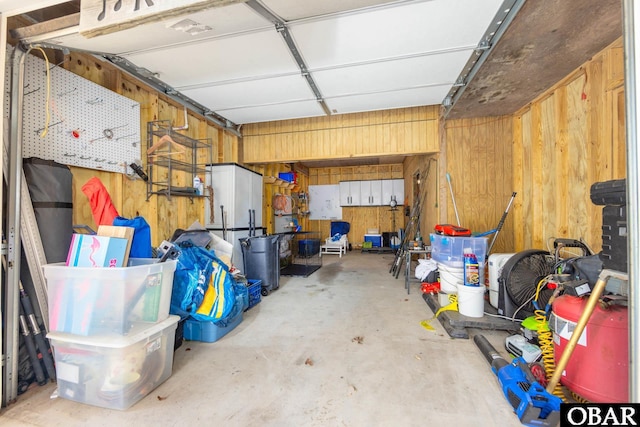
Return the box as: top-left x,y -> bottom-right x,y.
4,47 -> 140,173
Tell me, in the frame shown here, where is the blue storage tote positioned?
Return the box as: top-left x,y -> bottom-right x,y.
298,239 -> 320,257
183,294 -> 244,343
246,279 -> 262,311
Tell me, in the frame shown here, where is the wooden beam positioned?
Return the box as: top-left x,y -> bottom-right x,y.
79,0 -> 248,38
10,13 -> 80,40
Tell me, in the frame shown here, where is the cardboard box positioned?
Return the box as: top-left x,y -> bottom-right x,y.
66,234 -> 130,268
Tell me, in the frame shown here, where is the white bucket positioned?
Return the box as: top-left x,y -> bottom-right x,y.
437,262 -> 463,293
456,284 -> 486,318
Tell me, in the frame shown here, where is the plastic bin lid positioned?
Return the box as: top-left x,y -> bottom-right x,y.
43,258 -> 177,272
47,315 -> 180,348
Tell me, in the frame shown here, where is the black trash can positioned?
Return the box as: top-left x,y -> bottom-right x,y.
240,235 -> 280,296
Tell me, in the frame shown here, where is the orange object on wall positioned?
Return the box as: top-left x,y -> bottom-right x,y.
81,177 -> 119,226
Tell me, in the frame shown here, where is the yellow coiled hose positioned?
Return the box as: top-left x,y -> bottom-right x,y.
534,278 -> 566,401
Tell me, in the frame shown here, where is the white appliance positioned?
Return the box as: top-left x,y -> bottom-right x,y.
205,163 -> 264,268
488,253 -> 516,309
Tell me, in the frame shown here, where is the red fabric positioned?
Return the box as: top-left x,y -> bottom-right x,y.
81,177 -> 119,226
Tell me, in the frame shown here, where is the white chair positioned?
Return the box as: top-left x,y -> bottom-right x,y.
319,221 -> 350,258
320,234 -> 348,257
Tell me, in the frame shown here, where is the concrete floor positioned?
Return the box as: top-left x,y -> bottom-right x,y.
1,252 -> 524,427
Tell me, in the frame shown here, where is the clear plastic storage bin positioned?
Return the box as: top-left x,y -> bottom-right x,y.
48,315 -> 179,410
44,259 -> 176,335
429,234 -> 488,266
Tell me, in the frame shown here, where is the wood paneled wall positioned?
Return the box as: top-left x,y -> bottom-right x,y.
443,116 -> 515,253
63,52 -> 237,246
307,164 -> 405,245
58,37 -> 625,255
511,38 -> 625,252
242,106 -> 440,164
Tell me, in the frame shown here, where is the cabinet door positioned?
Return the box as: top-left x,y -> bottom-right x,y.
339,181 -> 351,206
349,181 -> 361,205
381,180 -> 394,206
361,180 -> 382,205
234,166 -> 252,228
370,180 -> 382,205
206,164 -> 236,228
251,171 -> 264,227
340,181 -> 361,206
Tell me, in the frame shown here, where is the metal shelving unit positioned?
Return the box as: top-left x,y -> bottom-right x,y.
146,120 -> 212,200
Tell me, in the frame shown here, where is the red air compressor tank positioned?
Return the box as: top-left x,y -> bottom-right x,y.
550,294 -> 628,402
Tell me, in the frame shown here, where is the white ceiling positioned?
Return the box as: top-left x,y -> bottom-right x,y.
15,0 -> 507,125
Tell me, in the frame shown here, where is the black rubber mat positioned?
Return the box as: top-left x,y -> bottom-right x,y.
280,264 -> 321,277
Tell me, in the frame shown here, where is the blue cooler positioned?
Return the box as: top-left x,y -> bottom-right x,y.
364,234 -> 382,247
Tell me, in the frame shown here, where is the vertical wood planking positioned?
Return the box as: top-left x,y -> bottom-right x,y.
566,75 -> 589,244
243,106 -> 441,163
510,38 -> 624,252
512,114 -> 524,251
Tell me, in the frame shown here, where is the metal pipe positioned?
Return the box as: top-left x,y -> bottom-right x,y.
622,0 -> 639,403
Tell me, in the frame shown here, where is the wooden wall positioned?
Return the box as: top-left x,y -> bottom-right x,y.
308,164 -> 405,246
63,52 -> 237,246
57,37 -> 625,256
242,106 -> 440,164
443,116 -> 515,254
511,38 -> 625,252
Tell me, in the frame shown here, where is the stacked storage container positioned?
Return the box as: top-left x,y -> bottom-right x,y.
43,259 -> 179,410
430,234 -> 488,293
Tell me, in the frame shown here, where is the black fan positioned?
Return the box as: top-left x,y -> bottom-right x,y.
497,249 -> 556,320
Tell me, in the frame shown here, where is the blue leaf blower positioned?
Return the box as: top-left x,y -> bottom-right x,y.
474,334 -> 562,427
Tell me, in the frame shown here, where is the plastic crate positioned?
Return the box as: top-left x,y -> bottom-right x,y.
429,234 -> 487,266
246,279 -> 262,311
48,315 -> 179,410
43,259 -> 177,336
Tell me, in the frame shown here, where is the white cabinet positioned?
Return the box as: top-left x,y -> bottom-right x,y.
360,180 -> 382,206
340,181 -> 361,206
341,179 -> 403,206
204,163 -> 264,267
381,179 -> 404,206
204,163 -> 263,231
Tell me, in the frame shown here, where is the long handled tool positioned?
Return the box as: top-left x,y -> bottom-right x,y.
18,305 -> 47,386
445,172 -> 461,226
19,282 -> 55,381
486,192 -> 517,258
390,164 -> 431,278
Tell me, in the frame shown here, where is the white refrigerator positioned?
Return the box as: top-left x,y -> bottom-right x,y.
204,163 -> 264,268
